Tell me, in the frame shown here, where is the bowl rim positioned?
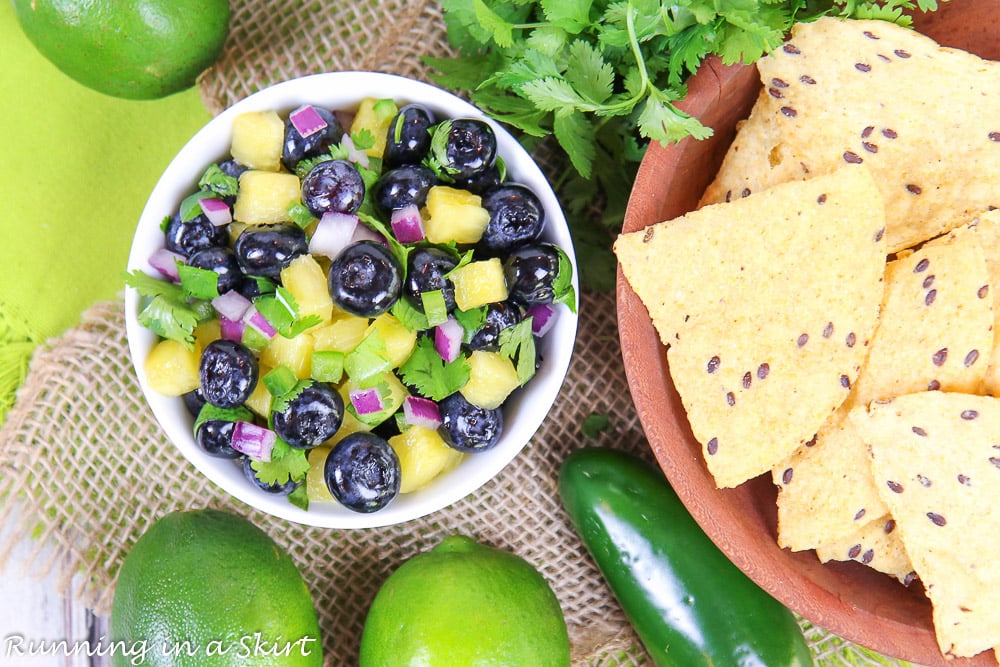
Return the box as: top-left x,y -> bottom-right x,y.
616,43 -> 997,667
124,71 -> 579,529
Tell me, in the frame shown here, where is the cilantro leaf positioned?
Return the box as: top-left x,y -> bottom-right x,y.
177,264 -> 221,301
429,0 -> 954,292
250,443 -> 310,486
124,270 -> 204,348
551,244 -> 578,313
498,318 -> 536,386
398,336 -> 470,401
453,306 -> 488,343
288,483 -> 310,511
391,297 -> 431,332
198,163 -> 239,198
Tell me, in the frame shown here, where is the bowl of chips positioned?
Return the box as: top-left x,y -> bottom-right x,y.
617,3 -> 1000,665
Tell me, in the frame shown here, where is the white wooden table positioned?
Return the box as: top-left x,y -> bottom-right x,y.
0,508 -> 109,667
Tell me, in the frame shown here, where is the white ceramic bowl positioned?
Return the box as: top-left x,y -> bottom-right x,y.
124,72 -> 579,529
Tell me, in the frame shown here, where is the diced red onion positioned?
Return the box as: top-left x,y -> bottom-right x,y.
309,211 -> 359,260
289,105 -> 328,138
350,387 -> 384,415
341,134 -> 370,169
403,396 -> 442,429
231,421 -> 276,461
390,204 -> 425,244
242,306 -> 277,339
525,303 -> 557,337
199,197 -> 232,226
148,248 -> 184,282
435,317 -> 463,363
212,289 -> 252,322
219,315 -> 245,342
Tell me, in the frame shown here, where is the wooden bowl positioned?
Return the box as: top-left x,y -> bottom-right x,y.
617,3 -> 999,665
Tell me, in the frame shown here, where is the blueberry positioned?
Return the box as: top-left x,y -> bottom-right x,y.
282,105 -> 344,172
373,164 -> 437,214
439,393 -> 503,453
163,212 -> 228,258
324,432 -> 400,513
242,457 -> 299,495
187,246 -> 244,294
199,339 -> 258,409
271,382 -> 344,450
468,301 -> 523,350
233,223 -> 308,280
384,104 -> 435,168
404,247 -> 458,313
328,240 -> 402,317
434,118 -> 497,180
452,164 -> 501,195
182,388 -> 206,418
217,159 -> 248,180
503,243 -> 562,306
195,419 -> 241,459
480,184 -> 545,252
301,159 -> 365,217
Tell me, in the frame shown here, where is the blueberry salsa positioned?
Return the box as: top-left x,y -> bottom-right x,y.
127,97 -> 577,515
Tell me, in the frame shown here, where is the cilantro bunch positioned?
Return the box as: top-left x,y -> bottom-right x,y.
425,0 -> 944,289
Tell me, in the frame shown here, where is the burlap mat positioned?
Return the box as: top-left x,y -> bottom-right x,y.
0,0 -> 911,664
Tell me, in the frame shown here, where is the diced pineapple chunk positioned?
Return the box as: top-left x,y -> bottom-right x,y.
193,319 -> 221,349
260,331 -> 314,379
306,446 -> 334,502
450,258 -> 508,311
339,372 -> 409,427
231,110 -> 285,171
460,350 -> 520,409
424,186 -> 491,244
233,171 -> 301,224
389,426 -> 465,493
311,315 -> 370,354
326,407 -> 373,446
227,221 -> 248,246
365,313 -> 417,368
144,339 -> 201,396
350,97 -> 398,158
281,254 -> 334,327
244,366 -> 274,418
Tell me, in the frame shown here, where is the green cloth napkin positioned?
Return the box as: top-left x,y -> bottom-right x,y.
0,2 -> 212,423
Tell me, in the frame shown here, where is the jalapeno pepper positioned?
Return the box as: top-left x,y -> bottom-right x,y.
559,446 -> 813,667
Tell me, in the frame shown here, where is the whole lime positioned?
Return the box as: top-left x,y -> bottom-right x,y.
109,509 -> 322,666
11,0 -> 230,100
359,534 -> 571,667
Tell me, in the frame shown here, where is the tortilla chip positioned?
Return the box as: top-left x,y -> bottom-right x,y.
926,210 -> 1000,394
851,392 -> 1000,658
616,168 -> 886,488
773,406 -> 888,550
773,232 -> 992,548
615,165 -> 886,345
701,17 -> 1000,253
853,230 -> 993,403
815,513 -> 915,585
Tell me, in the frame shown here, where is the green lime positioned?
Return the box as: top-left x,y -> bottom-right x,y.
359,534 -> 571,667
11,0 -> 230,100
109,509 -> 322,666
